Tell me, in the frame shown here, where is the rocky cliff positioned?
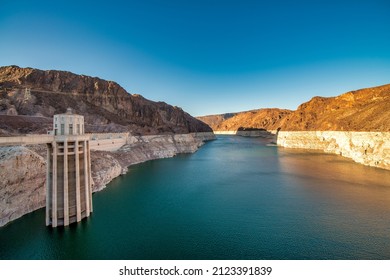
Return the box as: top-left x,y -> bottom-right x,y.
0,146 -> 46,227
0,65 -> 212,135
279,84 -> 390,131
274,84 -> 390,171
277,131 -> 390,170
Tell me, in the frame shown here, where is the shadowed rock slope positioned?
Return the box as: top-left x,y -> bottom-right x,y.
0,65 -> 212,135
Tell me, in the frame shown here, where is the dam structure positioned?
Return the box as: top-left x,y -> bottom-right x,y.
0,108 -> 102,227
46,108 -> 92,227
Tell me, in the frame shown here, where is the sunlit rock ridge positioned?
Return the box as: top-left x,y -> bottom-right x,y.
198,83 -> 390,132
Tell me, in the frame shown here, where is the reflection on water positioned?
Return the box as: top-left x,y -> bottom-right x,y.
0,136 -> 389,259
277,148 -> 390,259
278,148 -> 390,209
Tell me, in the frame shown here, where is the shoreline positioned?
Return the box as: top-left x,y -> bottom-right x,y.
1,130 -> 389,228
276,131 -> 390,171
214,130 -> 390,171
0,132 -> 215,227
91,132 -> 216,192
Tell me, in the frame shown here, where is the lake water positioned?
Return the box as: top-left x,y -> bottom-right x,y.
1,135 -> 390,259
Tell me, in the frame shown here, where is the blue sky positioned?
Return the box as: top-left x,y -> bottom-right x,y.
1,0 -> 389,116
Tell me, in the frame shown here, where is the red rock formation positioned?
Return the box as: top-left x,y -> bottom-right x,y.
279,84 -> 390,131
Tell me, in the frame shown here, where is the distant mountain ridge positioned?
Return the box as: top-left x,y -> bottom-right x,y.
0,65 -> 212,135
198,109 -> 292,131
197,112 -> 237,130
198,83 -> 390,132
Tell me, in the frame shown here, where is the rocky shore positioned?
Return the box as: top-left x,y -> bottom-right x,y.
0,132 -> 215,227
277,131 -> 390,171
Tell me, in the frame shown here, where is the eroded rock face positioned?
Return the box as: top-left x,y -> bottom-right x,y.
0,65 -> 212,135
278,84 -> 390,131
0,146 -> 46,226
277,131 -> 390,170
91,151 -> 124,192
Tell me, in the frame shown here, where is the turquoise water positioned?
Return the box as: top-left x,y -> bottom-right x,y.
1,135 -> 390,259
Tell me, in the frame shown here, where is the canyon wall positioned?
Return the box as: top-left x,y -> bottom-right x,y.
201,83 -> 390,172
0,132 -> 215,227
277,131 -> 390,170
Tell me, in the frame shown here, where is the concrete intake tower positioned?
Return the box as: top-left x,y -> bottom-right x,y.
46,108 -> 93,227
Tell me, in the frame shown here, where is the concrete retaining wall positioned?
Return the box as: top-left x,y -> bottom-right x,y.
90,138 -> 127,151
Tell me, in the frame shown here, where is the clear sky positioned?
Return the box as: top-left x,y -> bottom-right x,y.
1,0 -> 389,116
